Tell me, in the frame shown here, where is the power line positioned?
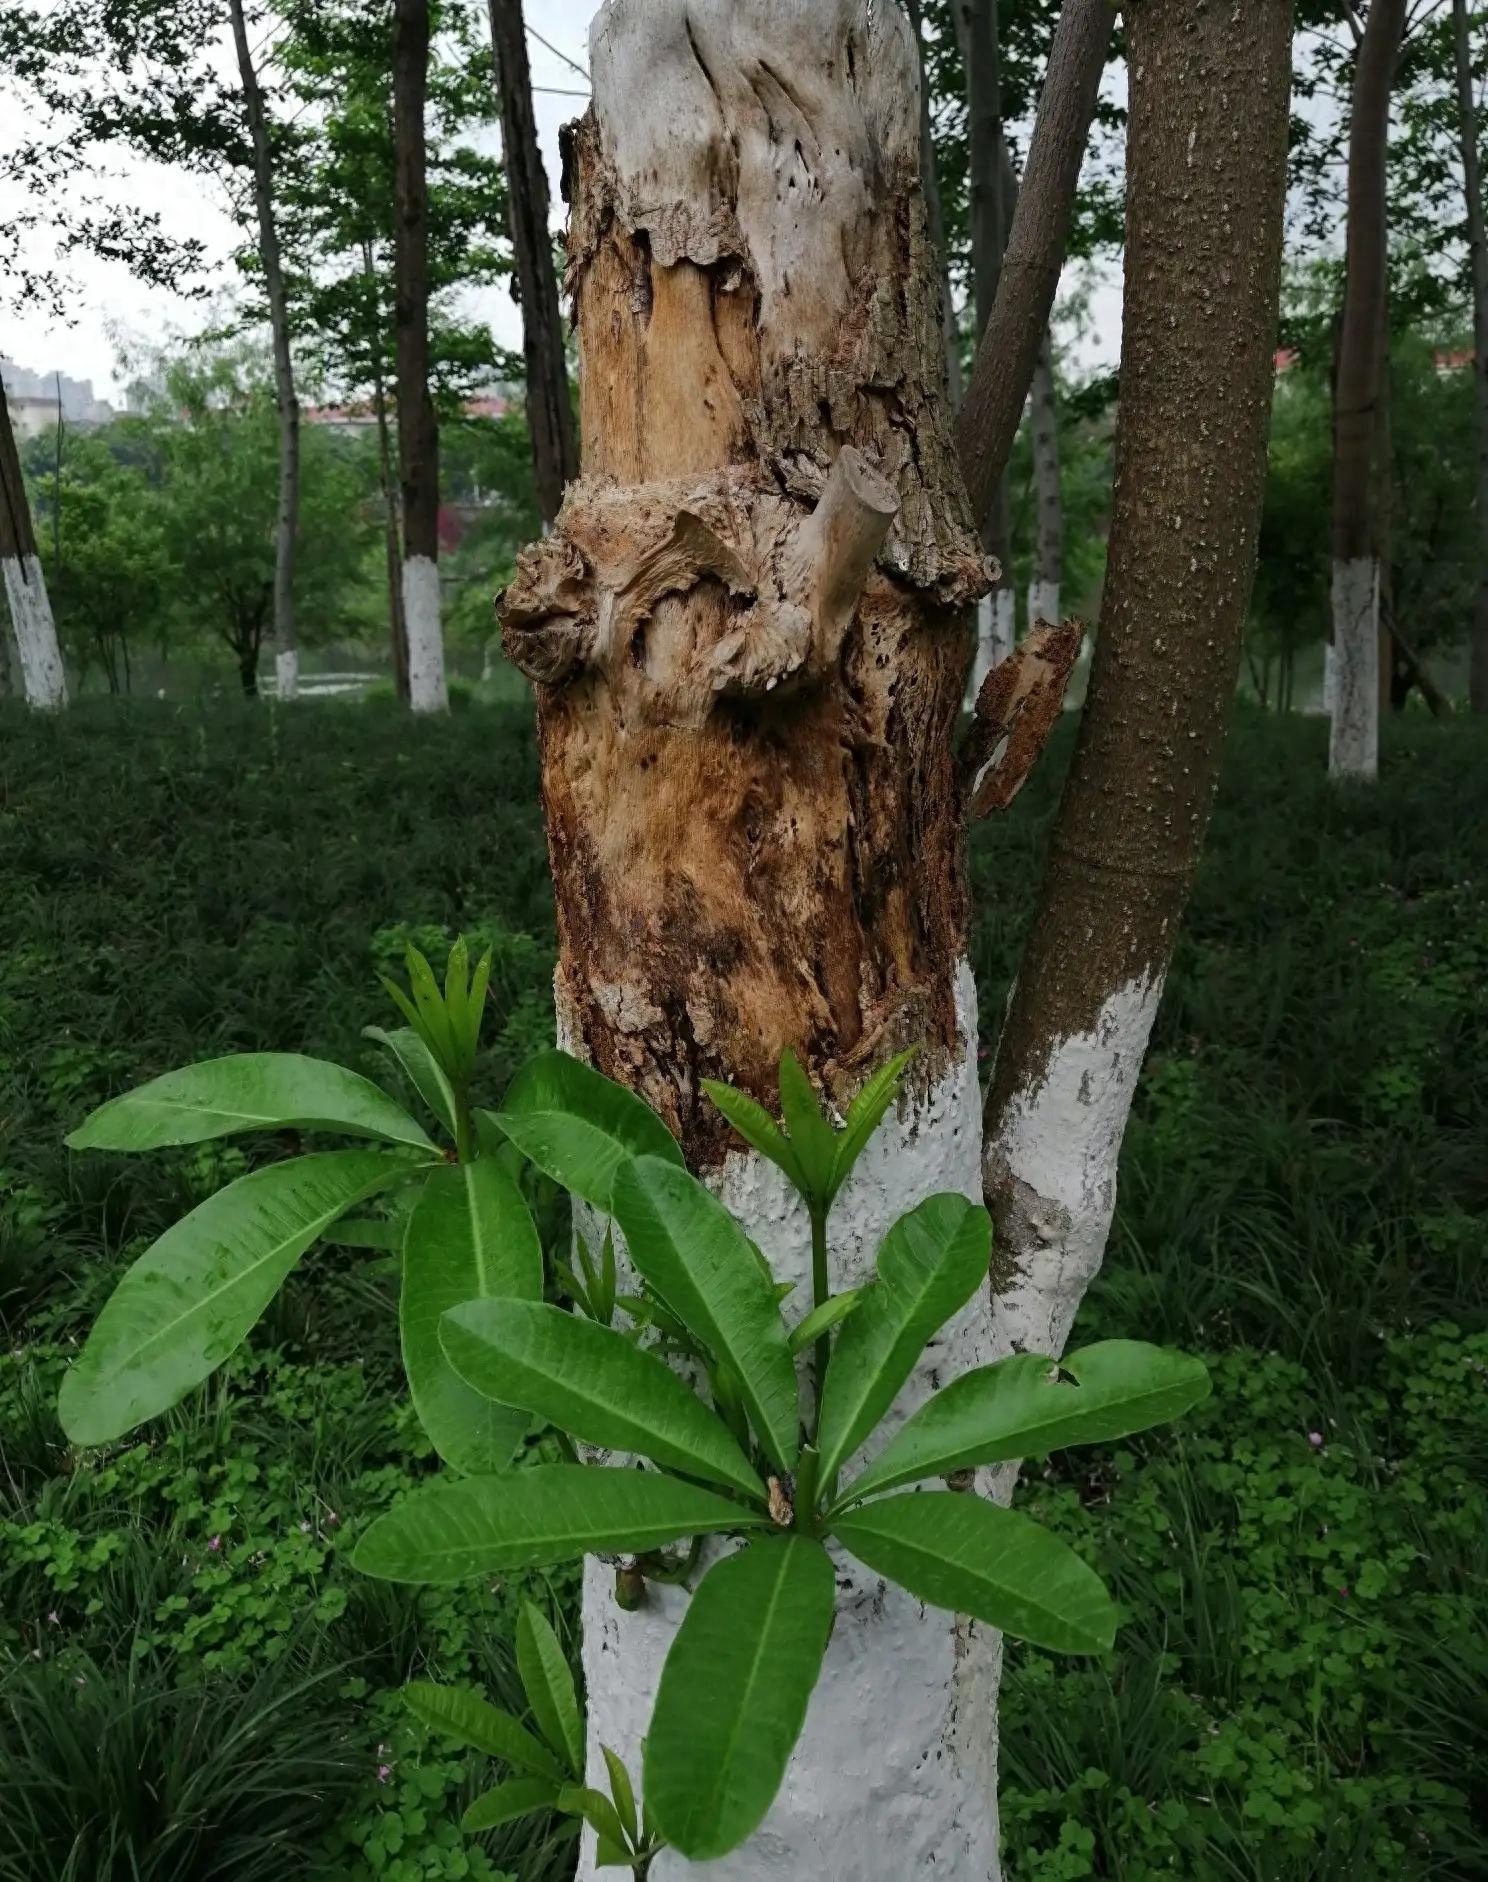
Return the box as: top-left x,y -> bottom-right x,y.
526,23 -> 588,82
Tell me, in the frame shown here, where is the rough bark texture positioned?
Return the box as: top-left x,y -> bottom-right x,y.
1456,0 -> 1488,714
392,0 -> 446,710
983,0 -> 1294,1334
489,0 -> 579,526
1027,330 -> 1062,627
1329,0 -> 1405,777
504,0 -> 992,1167
957,0 -> 1110,531
0,378 -> 67,710
229,0 -> 300,701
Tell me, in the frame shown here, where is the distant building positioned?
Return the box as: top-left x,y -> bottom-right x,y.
0,357 -> 117,435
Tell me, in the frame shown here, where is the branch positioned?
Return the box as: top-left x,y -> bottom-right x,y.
783,447 -> 899,666
956,0 -> 1114,531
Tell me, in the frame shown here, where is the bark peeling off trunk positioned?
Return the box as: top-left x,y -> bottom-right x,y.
509,0 -> 992,1162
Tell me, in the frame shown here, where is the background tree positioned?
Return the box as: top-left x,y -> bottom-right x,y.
0,376 -> 68,710
1452,0 -> 1488,711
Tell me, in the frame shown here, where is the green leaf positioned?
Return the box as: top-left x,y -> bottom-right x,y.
440,1299 -> 765,1501
401,1161 -> 543,1476
612,1156 -> 799,1474
646,1536 -> 835,1860
365,1025 -> 459,1140
405,945 -> 457,1068
840,1343 -> 1213,1506
557,1785 -> 628,1848
59,1150 -> 413,1445
67,1053 -> 433,1154
787,1285 -> 874,1356
814,1193 -> 990,1483
461,1778 -> 560,1832
491,1051 -> 684,1209
602,1746 -> 638,1847
833,1491 -> 1117,1655
701,1078 -> 804,1193
776,1051 -> 838,1202
828,1048 -> 916,1202
594,1834 -> 633,1867
325,1214 -> 403,1251
518,1602 -> 584,1779
351,1465 -> 767,1584
403,1682 -> 563,1780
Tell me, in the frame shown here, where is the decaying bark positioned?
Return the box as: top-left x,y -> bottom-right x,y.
961,617 -> 1081,816
229,0 -> 300,702
505,0 -> 992,1165
957,0 -> 1111,531
1330,0 -> 1406,778
0,377 -> 67,710
392,0 -> 448,713
489,0 -> 579,527
983,0 -> 1294,1348
1455,0 -> 1488,714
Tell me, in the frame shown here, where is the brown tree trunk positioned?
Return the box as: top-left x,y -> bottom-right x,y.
1330,0 -> 1407,777
363,239 -> 410,701
0,377 -> 67,709
488,0 -> 578,528
957,0 -> 1111,529
499,9 -> 993,1863
391,0 -> 447,711
907,0 -> 963,406
1455,0 -> 1488,713
229,0 -> 300,702
982,0 -> 1293,1358
1027,329 -> 1062,628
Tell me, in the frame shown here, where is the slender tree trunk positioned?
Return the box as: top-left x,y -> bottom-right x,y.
1330,0 -> 1406,779
392,0 -> 448,713
981,0 -> 1293,1410
957,0 -> 1111,528
0,378 -> 67,709
364,240 -> 410,701
229,0 -> 300,702
1027,330 -> 1062,627
500,4 -> 994,1872
908,0 -> 963,407
1455,0 -> 1488,713
488,0 -> 578,529
0,601 -> 11,698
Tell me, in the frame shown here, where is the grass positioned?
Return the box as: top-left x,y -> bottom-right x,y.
1,695 -> 1485,1879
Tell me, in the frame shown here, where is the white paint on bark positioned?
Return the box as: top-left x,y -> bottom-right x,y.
985,966 -> 1165,1361
574,964 -> 1003,1882
401,553 -> 448,713
966,590 -> 1016,707
3,552 -> 67,710
1027,580 -> 1060,631
275,647 -> 299,701
1329,555 -> 1379,780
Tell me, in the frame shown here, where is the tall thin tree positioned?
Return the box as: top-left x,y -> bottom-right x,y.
0,377 -> 67,709
488,0 -> 578,529
1454,0 -> 1488,714
1330,0 -> 1408,778
229,0 -> 301,702
1026,329 -> 1062,626
391,0 -> 448,712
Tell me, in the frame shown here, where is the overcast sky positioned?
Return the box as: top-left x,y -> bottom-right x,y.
0,0 -> 1122,406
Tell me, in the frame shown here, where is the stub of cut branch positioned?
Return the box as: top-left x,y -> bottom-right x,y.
779,447 -> 901,667
962,618 -> 1083,819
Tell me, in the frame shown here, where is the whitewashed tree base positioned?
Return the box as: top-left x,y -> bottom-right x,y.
573,965 -> 1004,1881
3,553 -> 67,710
965,593 -> 1016,709
1328,557 -> 1379,780
1027,580 -> 1060,633
402,554 -> 449,713
275,647 -> 299,701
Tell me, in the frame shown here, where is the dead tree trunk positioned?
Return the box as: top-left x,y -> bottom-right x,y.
229,0 -> 300,702
500,3 -> 994,1872
1455,0 -> 1488,714
1027,328 -> 1062,627
1330,0 -> 1406,778
488,0 -> 578,528
957,0 -> 1110,527
981,0 -> 1293,1379
392,0 -> 448,712
0,378 -> 67,709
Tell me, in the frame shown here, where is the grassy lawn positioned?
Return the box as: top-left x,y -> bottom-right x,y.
1,698 -> 1484,1880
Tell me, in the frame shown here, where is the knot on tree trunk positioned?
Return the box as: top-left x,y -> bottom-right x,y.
500,448 -> 939,727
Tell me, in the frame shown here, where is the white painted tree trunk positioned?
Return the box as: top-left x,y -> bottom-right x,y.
275,647 -> 300,701
1026,580 -> 1060,631
575,968 -> 1002,1882
402,554 -> 448,713
966,592 -> 1016,706
1329,556 -> 1379,779
3,553 -> 67,710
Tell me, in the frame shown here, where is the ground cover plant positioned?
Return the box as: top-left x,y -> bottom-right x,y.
1,696 -> 1485,1879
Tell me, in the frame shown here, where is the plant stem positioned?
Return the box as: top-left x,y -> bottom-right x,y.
810,1205 -> 830,1434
